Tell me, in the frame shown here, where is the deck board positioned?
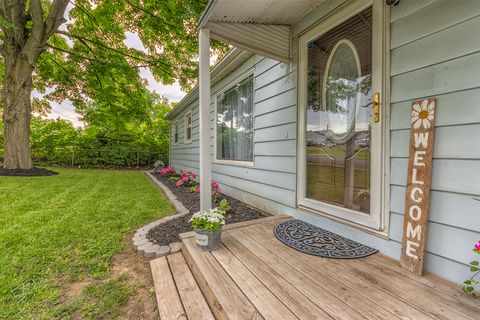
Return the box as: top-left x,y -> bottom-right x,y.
259,220 -> 478,320
211,243 -> 299,320
167,253 -> 215,320
220,231 -> 332,320
248,222 -> 436,320
235,225 -> 408,320
183,237 -> 263,320
151,216 -> 480,320
150,257 -> 187,320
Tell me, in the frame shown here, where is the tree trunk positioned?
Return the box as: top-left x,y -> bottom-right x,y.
2,53 -> 34,169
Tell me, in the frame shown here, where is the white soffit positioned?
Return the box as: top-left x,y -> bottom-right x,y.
200,0 -> 325,62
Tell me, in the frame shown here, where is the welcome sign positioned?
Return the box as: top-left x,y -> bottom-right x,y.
400,98 -> 436,275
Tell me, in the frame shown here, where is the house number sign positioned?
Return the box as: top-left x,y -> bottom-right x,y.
400,98 -> 436,276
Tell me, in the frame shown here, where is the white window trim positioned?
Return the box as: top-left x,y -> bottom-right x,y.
296,0 -> 390,233
173,121 -> 179,144
214,71 -> 255,167
184,111 -> 192,144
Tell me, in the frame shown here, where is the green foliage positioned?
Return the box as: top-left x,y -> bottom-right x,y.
0,109 -> 171,168
0,168 -> 173,318
29,0 -> 227,124
0,0 -> 228,166
463,246 -> 480,295
189,208 -> 226,231
218,198 -> 231,213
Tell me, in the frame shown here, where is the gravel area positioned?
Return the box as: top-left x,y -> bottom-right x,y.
147,172 -> 269,246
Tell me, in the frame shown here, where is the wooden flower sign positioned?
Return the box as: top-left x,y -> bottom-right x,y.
400,98 -> 436,275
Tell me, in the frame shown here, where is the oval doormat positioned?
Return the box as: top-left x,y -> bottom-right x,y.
274,219 -> 378,259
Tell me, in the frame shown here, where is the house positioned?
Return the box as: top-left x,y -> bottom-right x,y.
165,0 -> 480,289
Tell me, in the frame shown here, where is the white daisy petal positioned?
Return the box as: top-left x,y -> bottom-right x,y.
413,119 -> 422,129
422,119 -> 431,129
421,100 -> 428,110
412,111 -> 419,117
413,103 -> 421,112
427,114 -> 434,121
427,102 -> 435,111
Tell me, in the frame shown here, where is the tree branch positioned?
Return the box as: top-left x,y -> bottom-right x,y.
22,0 -> 68,64
56,30 -> 172,69
124,0 -> 178,30
29,0 -> 45,44
44,0 -> 69,39
46,43 -> 170,71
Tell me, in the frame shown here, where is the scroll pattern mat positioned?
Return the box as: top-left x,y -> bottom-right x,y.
274,219 -> 378,259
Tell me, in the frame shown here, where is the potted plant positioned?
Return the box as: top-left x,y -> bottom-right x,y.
189,208 -> 226,251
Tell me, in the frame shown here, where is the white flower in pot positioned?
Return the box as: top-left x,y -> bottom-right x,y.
189,208 -> 226,251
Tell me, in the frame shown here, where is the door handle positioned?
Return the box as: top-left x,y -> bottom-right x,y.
373,92 -> 380,123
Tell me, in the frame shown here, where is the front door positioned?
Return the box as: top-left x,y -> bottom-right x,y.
298,0 -> 388,230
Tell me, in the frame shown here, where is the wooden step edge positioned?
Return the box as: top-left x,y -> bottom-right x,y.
150,257 -> 187,320
181,237 -> 263,320
179,214 -> 291,240
167,253 -> 215,320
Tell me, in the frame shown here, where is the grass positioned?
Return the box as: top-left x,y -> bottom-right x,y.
307,145 -> 370,160
306,163 -> 370,210
0,168 -> 173,319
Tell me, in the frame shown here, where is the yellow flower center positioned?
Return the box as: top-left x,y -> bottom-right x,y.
419,110 -> 429,120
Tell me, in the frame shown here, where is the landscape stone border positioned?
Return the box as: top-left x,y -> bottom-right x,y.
131,171 -> 191,259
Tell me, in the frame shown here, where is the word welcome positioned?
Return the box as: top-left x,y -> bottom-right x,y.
400,98 -> 436,275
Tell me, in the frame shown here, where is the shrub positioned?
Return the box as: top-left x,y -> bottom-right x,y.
217,199 -> 230,213
463,240 -> 480,295
175,170 -> 197,188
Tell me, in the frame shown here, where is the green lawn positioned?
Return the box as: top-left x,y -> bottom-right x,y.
306,163 -> 370,211
0,168 -> 172,319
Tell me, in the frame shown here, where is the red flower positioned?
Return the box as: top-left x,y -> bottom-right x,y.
195,186 -> 200,193
176,180 -> 184,187
474,240 -> 480,251
182,176 -> 189,183
190,172 -> 198,178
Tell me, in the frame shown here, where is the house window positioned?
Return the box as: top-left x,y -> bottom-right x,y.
216,74 -> 254,162
185,111 -> 192,144
298,1 -> 387,230
173,122 -> 179,144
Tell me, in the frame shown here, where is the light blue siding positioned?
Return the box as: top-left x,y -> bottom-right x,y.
388,0 -> 480,287
169,0 -> 480,287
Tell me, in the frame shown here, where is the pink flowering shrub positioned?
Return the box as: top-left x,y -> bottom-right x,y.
175,170 -> 197,189
463,198 -> 480,295
463,240 -> 480,295
195,181 -> 222,203
159,167 -> 176,176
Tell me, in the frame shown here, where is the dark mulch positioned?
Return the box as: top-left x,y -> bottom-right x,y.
147,172 -> 270,246
0,167 -> 59,176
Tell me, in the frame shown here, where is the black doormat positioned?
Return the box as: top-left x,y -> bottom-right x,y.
274,219 -> 378,259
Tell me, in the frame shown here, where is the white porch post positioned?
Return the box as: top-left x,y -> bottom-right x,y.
199,28 -> 212,211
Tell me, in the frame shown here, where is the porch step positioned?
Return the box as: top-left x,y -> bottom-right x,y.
182,237 -> 263,320
150,253 -> 214,320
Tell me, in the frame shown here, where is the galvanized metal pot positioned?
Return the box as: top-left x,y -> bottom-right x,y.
194,227 -> 222,251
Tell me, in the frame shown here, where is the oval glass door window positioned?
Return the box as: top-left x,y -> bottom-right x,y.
322,39 -> 361,143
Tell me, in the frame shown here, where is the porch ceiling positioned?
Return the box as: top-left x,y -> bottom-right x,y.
200,0 -> 326,62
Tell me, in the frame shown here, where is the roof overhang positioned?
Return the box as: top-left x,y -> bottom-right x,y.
199,0 -> 326,63
165,48 -> 253,120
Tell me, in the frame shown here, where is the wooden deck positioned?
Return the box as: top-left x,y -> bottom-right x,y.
151,216 -> 480,320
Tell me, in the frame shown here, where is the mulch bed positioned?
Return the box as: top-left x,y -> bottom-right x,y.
0,167 -> 59,176
147,172 -> 270,246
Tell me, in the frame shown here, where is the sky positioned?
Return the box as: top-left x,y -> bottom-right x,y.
38,5 -> 187,128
